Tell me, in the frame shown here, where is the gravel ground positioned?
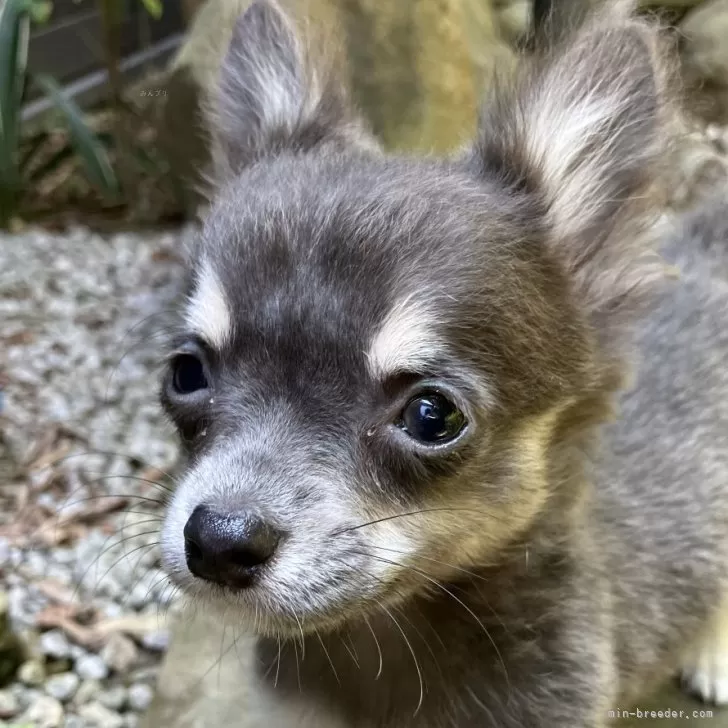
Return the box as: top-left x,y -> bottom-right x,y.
0,224 -> 195,728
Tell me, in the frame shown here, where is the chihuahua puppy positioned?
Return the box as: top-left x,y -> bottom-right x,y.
159,1 -> 728,725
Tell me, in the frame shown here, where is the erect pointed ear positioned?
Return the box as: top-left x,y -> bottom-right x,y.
472,5 -> 674,339
206,0 -> 376,180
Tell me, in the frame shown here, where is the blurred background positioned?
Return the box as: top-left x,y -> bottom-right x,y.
0,0 -> 727,726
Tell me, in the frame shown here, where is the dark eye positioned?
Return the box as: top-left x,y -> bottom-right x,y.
399,392 -> 466,444
172,354 -> 208,394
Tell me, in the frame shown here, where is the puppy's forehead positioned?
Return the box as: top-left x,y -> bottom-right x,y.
186,239 -> 453,388
185,255 -> 445,384
185,155 -> 525,387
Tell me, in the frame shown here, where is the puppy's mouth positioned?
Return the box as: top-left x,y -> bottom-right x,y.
163,511 -> 414,637
167,560 -> 405,639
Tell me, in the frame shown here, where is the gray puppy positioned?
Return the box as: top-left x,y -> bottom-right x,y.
159,1 -> 728,725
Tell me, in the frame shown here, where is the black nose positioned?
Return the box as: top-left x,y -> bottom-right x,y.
183,506 -> 281,588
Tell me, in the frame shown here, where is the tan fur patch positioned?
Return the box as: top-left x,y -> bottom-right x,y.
185,260 -> 234,348
366,295 -> 445,380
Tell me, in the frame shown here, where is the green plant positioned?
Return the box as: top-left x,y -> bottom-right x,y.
0,0 -> 118,228
139,0 -> 162,20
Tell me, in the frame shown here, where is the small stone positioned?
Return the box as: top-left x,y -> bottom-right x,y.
100,602 -> 124,620
0,688 -> 20,719
54,548 -> 76,565
8,585 -> 32,627
45,671 -> 80,702
18,658 -> 45,685
98,684 -> 127,711
64,715 -> 86,728
141,629 -> 169,653
123,713 -> 140,728
20,694 -> 64,728
75,653 -> 109,680
15,686 -> 43,710
40,629 -> 72,659
101,633 -> 138,673
0,540 -> 11,569
78,700 -> 125,728
127,682 -> 154,712
45,563 -> 72,584
72,678 -> 101,707
69,644 -> 87,660
25,548 -> 49,576
18,626 -> 42,659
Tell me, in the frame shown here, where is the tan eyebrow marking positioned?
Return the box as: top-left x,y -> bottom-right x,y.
184,260 -> 234,349
365,295 -> 446,380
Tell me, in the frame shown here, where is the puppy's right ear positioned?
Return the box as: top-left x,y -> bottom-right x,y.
207,0 -> 375,180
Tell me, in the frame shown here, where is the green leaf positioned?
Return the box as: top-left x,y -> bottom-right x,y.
28,0 -> 53,24
0,0 -> 31,191
139,0 -> 162,19
33,74 -> 120,199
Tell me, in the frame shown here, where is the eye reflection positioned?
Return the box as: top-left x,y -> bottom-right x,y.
399,392 -> 466,444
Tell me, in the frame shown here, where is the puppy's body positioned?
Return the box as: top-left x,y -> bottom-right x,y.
159,3 -> 728,726
598,206 -> 728,704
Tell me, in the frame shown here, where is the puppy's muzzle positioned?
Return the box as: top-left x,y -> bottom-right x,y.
183,505 -> 283,588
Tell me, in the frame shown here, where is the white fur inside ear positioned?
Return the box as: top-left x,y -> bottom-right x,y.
529,89 -> 621,236
226,35 -> 307,135
185,260 -> 234,349
511,15 -> 662,250
680,604 -> 728,705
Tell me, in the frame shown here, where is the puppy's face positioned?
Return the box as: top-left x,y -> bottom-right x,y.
160,1 -> 667,636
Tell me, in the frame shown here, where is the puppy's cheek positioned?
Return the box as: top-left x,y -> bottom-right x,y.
363,522 -> 420,586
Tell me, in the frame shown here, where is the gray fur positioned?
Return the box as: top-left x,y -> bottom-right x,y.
159,1 -> 728,725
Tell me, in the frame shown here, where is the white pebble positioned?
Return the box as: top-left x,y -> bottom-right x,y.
0,688 -> 20,718
127,683 -> 154,712
45,672 -> 80,702
19,659 -> 46,686
75,654 -> 109,681
64,715 -> 86,728
99,684 -> 127,711
78,701 -> 125,728
141,629 -> 170,653
69,644 -> 87,660
0,539 -> 12,569
72,678 -> 101,707
20,694 -> 64,728
40,629 -> 72,659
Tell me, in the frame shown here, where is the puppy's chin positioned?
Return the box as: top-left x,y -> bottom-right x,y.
172,583 -> 363,639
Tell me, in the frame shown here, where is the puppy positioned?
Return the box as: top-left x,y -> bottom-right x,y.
159,2 -> 728,725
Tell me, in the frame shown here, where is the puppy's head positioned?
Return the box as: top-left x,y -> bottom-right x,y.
161,0 -> 669,635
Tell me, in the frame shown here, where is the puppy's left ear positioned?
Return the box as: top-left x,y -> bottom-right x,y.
471,5 -> 673,343
208,0 -> 376,179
